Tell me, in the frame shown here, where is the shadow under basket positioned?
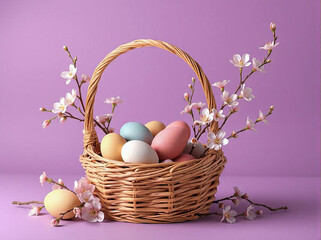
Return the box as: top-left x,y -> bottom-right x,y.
80,39 -> 227,223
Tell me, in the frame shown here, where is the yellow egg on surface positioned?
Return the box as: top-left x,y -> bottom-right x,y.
145,121 -> 166,137
101,133 -> 127,161
44,189 -> 81,219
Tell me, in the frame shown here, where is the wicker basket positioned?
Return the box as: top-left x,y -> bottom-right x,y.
80,39 -> 227,224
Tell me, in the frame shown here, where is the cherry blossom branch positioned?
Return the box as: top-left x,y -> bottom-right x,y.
12,201 -> 44,205
245,199 -> 288,211
218,109 -> 235,131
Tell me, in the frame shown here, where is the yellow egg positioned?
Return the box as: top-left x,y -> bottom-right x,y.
145,121 -> 166,137
44,189 -> 81,219
101,133 -> 127,161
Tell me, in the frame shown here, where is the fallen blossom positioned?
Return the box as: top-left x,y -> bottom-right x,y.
51,218 -> 60,227
52,178 -> 64,190
104,97 -> 122,105
28,205 -> 41,216
246,117 -> 256,131
252,58 -> 265,72
39,172 -> 47,186
81,200 -> 104,223
207,130 -> 229,150
240,84 -> 255,101
65,89 -> 77,106
229,54 -> 251,68
180,105 -> 193,114
52,97 -> 67,114
220,206 -> 237,223
61,64 -> 77,85
258,110 -> 268,124
212,80 -> 230,91
194,108 -> 214,125
96,114 -> 114,124
212,109 -> 225,121
221,91 -> 239,107
42,120 -> 51,128
259,42 -> 279,51
245,205 -> 257,220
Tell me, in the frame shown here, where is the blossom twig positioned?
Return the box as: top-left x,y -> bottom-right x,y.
12,201 -> 44,205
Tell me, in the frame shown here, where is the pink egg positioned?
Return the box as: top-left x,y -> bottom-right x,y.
151,127 -> 189,161
166,121 -> 191,139
174,154 -> 195,163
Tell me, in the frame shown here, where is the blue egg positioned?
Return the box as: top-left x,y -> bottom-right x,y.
120,122 -> 154,144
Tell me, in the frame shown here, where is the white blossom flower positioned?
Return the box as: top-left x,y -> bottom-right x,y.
180,105 -> 193,114
259,41 -> 279,51
212,80 -> 230,91
258,110 -> 268,124
39,172 -> 47,186
240,84 -> 255,101
52,97 -> 67,114
78,190 -> 95,203
81,200 -> 104,223
246,117 -> 256,131
104,96 -> 122,105
28,205 -> 41,216
252,58 -> 265,72
212,109 -> 225,121
207,130 -> 229,150
96,114 -> 114,124
245,205 -> 257,220
221,90 -> 239,107
229,54 -> 251,68
192,102 -> 206,110
60,64 -> 77,85
233,186 -> 243,197
220,206 -> 237,223
194,108 -> 214,125
73,207 -> 82,218
65,89 -> 77,106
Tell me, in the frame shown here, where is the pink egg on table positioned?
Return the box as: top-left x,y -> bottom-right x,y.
174,154 -> 195,163
166,121 -> 191,139
151,127 -> 189,161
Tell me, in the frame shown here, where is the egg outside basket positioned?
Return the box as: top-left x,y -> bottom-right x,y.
80,39 -> 227,224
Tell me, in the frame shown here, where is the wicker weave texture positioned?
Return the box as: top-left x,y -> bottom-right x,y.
80,39 -> 227,223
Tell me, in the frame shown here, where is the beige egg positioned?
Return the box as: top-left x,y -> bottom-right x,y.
44,189 -> 81,219
101,133 -> 127,161
145,121 -> 166,137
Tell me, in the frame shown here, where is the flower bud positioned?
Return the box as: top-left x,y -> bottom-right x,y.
190,138 -> 198,145
42,120 -> 51,128
232,106 -> 239,113
192,77 -> 195,83
188,84 -> 193,89
269,105 -> 274,111
256,210 -> 263,215
232,198 -> 240,206
184,93 -> 189,101
59,116 -> 67,124
231,131 -> 238,138
242,193 -> 249,199
63,45 -> 68,51
266,59 -> 272,63
39,107 -> 46,112
218,202 -> 225,209
270,22 -> 276,32
109,128 -> 115,133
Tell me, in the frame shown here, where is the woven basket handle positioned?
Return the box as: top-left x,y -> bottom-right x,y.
84,39 -> 218,150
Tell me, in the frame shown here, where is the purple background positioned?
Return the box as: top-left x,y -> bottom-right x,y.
0,1 -> 320,177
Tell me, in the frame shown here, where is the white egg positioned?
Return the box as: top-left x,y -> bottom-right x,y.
183,141 -> 206,158
121,140 -> 159,164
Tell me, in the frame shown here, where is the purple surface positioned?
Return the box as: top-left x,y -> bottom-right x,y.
0,0 -> 320,177
4,174 -> 320,240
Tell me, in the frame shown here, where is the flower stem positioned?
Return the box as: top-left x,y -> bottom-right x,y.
218,110 -> 233,131
245,199 -> 287,211
47,178 -> 75,194
12,201 -> 44,205
57,203 -> 84,220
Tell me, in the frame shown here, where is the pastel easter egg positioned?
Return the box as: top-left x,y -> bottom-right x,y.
166,121 -> 191,139
101,133 -> 127,161
151,127 -> 189,160
121,140 -> 159,164
120,122 -> 153,144
44,189 -> 81,219
183,141 -> 206,158
145,121 -> 166,137
162,159 -> 173,163
174,153 -> 195,163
